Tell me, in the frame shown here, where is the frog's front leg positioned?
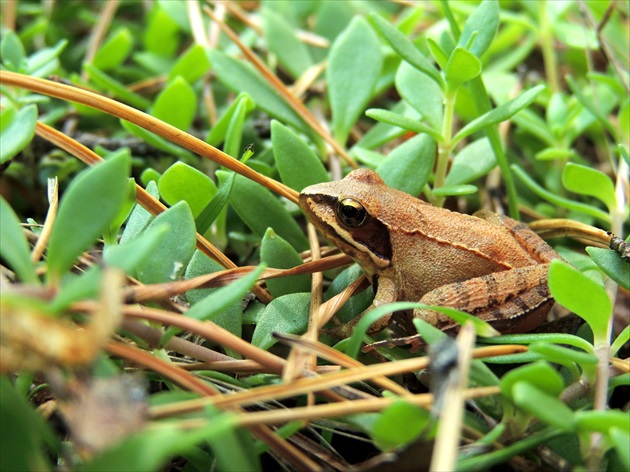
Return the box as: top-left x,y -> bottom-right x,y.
325,276 -> 398,338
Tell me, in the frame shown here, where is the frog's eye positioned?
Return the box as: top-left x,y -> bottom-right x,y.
337,198 -> 367,227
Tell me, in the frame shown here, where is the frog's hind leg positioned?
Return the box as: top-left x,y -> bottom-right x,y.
414,263 -> 553,334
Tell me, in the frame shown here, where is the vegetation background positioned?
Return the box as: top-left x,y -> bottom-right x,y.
0,1 -> 628,471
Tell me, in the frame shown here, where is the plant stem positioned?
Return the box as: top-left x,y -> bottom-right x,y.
434,86 -> 457,204
538,1 -> 559,94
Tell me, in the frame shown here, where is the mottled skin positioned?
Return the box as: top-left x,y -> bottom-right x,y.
299,169 -> 560,338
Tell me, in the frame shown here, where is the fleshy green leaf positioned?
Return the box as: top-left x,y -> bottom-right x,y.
182,252 -> 242,350
453,85 -> 545,144
163,264 -> 264,345
586,246 -> 629,292
432,184 -> 478,196
271,120 -> 329,191
0,104 -> 37,164
327,17 -> 383,143
217,171 -> 308,251
120,180 -> 159,244
512,164 -> 610,224
444,138 -> 496,186
372,401 -> 432,451
207,93 -> 256,146
169,44 -> 211,83
84,64 -> 151,110
370,14 -> 442,88
92,27 -> 133,71
47,153 -> 131,282
260,228 -> 310,298
445,47 -> 482,87
135,201 -> 196,284
548,260 -> 612,340
512,381 -> 576,432
152,77 -> 196,130
0,197 -> 37,283
562,163 -> 616,212
158,162 -> 217,217
263,9 -> 313,78
395,61 -> 443,130
0,379 -> 58,472
1,30 -> 26,70
252,292 -> 311,350
458,0 -> 500,57
365,109 -> 443,143
144,6 -> 180,57
500,361 -> 564,400
376,134 -> 435,196
208,50 -> 308,134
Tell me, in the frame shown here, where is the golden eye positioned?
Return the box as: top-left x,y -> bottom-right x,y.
337,198 -> 367,227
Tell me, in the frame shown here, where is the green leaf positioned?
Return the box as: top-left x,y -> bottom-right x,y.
327,17 -> 383,143
152,77 -> 196,130
120,180 -> 159,244
169,44 -> 211,83
395,61 -> 443,130
271,120 -> 329,191
92,27 -> 133,71
370,14 -> 443,88
0,379 -> 58,472
260,228 -> 310,298
104,177 -> 137,244
376,134 -> 435,196
195,172 -> 233,235
512,164 -> 611,224
0,196 -> 37,283
163,264 -> 264,344
208,50 -> 308,134
207,93 -> 256,147
458,0 -> 500,57
182,252 -> 242,349
426,37 -> 449,71
365,108 -> 443,143
1,30 -> 26,70
26,39 -> 66,78
135,201 -> 196,284
611,325 -> 630,358
562,163 -> 616,212
0,104 -> 37,164
263,9 -> 313,78
500,361 -> 564,400
444,138 -> 496,186
217,171 -> 308,251
512,381 -> 576,432
85,64 -> 151,110
105,223 -> 170,274
372,401 -> 431,451
453,85 -> 545,144
432,184 -> 478,196
548,260 -> 612,340
445,47 -> 482,87
144,6 -> 180,57
158,162 -> 217,218
575,410 -> 630,435
586,246 -> 629,292
610,427 -> 630,471
47,153 -> 131,282
252,292 -> 311,350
